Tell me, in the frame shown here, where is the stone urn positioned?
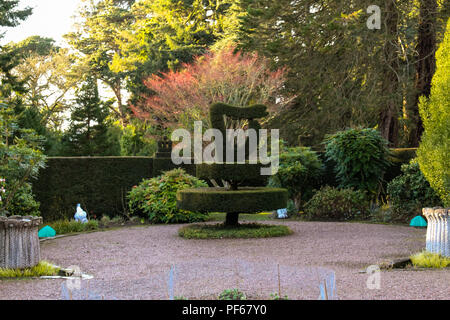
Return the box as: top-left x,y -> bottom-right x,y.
0,215 -> 42,269
422,207 -> 449,257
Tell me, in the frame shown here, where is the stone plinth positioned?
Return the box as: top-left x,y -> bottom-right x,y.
0,215 -> 42,269
423,207 -> 449,257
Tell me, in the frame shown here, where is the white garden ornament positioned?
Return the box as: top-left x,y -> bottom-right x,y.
423,207 -> 450,257
74,204 -> 88,224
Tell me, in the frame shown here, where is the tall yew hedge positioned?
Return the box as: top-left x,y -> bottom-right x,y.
32,157 -> 153,221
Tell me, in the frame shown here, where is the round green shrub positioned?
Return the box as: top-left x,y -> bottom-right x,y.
128,168 -> 209,224
4,184 -> 40,217
268,146 -> 324,210
387,159 -> 442,222
417,19 -> 450,207
304,186 -> 369,221
324,128 -> 391,196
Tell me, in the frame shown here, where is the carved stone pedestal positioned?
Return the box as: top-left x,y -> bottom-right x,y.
423,208 -> 449,257
0,216 -> 42,269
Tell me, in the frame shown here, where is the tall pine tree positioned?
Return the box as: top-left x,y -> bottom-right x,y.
61,76 -> 115,156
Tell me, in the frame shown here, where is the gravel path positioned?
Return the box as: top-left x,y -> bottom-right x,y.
0,221 -> 448,300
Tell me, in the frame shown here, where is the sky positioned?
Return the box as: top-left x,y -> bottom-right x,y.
1,0 -> 84,46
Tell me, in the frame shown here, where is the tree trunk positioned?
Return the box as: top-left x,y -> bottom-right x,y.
0,216 -> 42,269
409,0 -> 437,147
225,213 -> 239,227
379,0 -> 400,147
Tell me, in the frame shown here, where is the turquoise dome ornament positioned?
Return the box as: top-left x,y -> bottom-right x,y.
410,215 -> 427,227
38,225 -> 56,238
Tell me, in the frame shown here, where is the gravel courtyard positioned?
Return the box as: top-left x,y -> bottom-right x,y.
0,221 -> 448,300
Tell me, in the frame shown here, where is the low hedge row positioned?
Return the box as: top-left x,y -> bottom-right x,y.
31,148 -> 416,222
32,157 -> 154,222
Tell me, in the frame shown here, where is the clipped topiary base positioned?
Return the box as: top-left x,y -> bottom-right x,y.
178,223 -> 293,239
177,187 -> 288,214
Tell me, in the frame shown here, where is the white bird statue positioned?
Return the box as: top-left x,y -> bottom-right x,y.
277,208 -> 288,219
74,204 -> 88,223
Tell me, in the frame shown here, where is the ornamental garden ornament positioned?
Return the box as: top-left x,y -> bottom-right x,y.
422,207 -> 450,257
0,215 -> 42,269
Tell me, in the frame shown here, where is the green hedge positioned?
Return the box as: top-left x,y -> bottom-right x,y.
32,157 -> 154,222
153,157 -> 196,176
177,187 -> 288,213
31,148 -> 416,222
196,163 -> 267,186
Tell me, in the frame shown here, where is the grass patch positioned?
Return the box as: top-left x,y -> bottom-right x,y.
178,223 -> 293,239
410,251 -> 450,268
45,219 -> 99,235
0,261 -> 60,278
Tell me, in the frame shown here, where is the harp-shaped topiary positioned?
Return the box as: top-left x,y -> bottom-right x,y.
177,103 -> 288,227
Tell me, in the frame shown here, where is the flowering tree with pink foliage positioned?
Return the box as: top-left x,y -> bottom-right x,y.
131,46 -> 293,131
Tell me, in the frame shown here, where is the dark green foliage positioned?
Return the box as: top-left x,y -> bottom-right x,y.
196,163 -> 267,187
12,36 -> 56,57
324,128 -> 391,196
417,19 -> 450,206
209,103 -> 268,179
0,0 -> 32,28
177,187 -> 288,214
153,158 -> 196,177
14,105 -> 62,155
177,102 -> 287,228
178,223 -> 293,239
210,103 -> 268,135
218,289 -> 247,300
32,157 -> 153,222
389,148 -> 418,164
268,147 -> 324,209
387,160 -> 442,222
237,0 -> 449,147
385,148 -> 418,183
128,168 -> 208,224
120,121 -> 159,156
61,76 -> 117,156
0,1 -> 32,96
286,199 -> 297,216
46,219 -> 99,235
6,184 -> 40,217
0,103 -> 46,216
304,186 -> 369,221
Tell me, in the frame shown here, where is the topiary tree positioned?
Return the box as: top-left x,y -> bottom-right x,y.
417,19 -> 450,207
324,128 -> 391,197
177,103 -> 288,227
